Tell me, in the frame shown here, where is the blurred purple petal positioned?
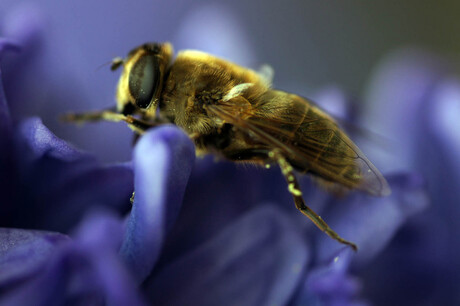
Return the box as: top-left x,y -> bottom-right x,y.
145,205 -> 309,306
173,3 -> 256,66
86,248 -> 147,306
156,156 -> 314,268
42,163 -> 133,231
426,78 -> 460,150
0,38 -> 21,57
405,76 -> 460,303
357,49 -> 460,303
73,211 -> 146,306
313,86 -> 351,119
2,4 -> 44,48
0,38 -> 20,132
1,117 -> 134,232
423,77 -> 460,236
18,117 -> 85,162
293,248 -> 366,306
358,210 -> 450,305
316,173 -> 429,265
360,48 -> 450,173
308,252 -> 360,299
0,247 -> 71,305
426,77 -> 460,154
0,212 -> 145,306
0,229 -> 69,290
120,126 -> 195,283
73,210 -> 124,251
8,160 -> 134,232
1,5 -> 45,127
0,39 -> 15,189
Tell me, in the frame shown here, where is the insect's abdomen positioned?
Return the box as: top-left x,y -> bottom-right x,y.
255,90 -> 366,191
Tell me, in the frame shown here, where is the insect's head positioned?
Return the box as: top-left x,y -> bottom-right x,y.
113,42 -> 173,116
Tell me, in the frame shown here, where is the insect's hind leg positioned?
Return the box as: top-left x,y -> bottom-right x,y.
269,149 -> 358,251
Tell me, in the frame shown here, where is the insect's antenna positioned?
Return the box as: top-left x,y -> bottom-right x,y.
95,60 -> 113,72
95,57 -> 124,72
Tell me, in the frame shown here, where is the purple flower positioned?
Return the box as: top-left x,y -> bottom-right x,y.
0,3 -> 446,306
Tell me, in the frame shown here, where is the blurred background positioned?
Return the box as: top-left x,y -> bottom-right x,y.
1,0 -> 459,163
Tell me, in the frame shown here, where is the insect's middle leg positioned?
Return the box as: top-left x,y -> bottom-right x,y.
269,150 -> 358,251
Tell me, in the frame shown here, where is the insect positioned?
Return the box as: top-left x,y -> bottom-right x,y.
64,42 -> 390,251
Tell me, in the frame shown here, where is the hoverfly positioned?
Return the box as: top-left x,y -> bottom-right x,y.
64,42 -> 390,250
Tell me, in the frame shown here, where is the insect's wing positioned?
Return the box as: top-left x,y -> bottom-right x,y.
207,89 -> 390,196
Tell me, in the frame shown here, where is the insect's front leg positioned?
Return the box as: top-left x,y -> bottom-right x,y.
269,149 -> 358,251
62,108 -> 160,134
61,107 -> 124,123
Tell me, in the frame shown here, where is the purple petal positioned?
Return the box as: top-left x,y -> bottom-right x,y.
73,210 -> 124,251
1,117 -> 133,232
156,154 -> 330,268
85,248 -> 147,306
144,205 -> 309,306
0,5 -> 45,121
293,248 -> 366,306
315,172 -> 429,265
120,126 -> 195,283
425,78 -> 460,153
0,38 -> 20,132
0,228 -> 69,290
0,37 -> 16,199
406,77 -> 460,302
18,117 -> 86,162
356,49 -> 460,303
423,78 -> 460,252
0,245 -> 72,305
173,3 -> 256,66
312,86 -> 352,120
42,162 -> 133,231
308,250 -> 358,295
0,38 -> 21,56
357,210 -> 450,305
13,118 -> 96,202
0,213 -> 146,306
360,48 -> 450,173
5,160 -> 133,232
2,4 -> 44,49
73,211 -> 146,306
422,78 -> 460,217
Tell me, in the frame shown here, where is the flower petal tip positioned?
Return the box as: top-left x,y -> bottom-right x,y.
136,125 -> 195,160
3,3 -> 45,48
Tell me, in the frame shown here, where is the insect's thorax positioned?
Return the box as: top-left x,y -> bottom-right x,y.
159,51 -> 268,146
160,51 -> 268,158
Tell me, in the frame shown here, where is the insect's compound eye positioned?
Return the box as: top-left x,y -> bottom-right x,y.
129,54 -> 160,109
